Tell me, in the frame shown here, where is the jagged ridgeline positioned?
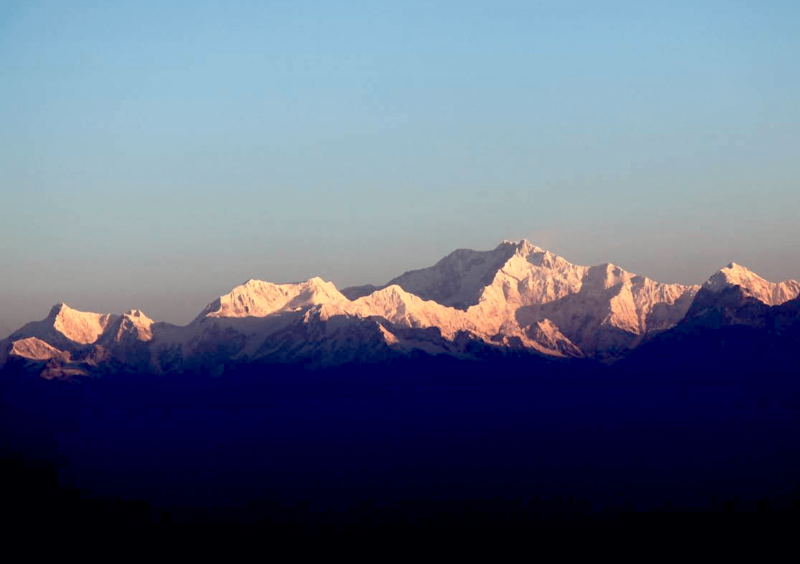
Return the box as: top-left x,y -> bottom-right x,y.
1,240 -> 798,379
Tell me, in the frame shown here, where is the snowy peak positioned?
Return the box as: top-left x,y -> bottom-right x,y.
504,239 -> 546,256
373,239 -> 564,311
383,243 -> 520,310
114,309 -> 155,342
200,277 -> 347,320
583,263 -> 636,291
289,277 -> 347,307
47,303 -> 115,345
358,284 -> 414,305
704,263 -> 800,306
342,238 -> 579,311
480,248 -> 587,310
705,263 -> 758,290
500,239 -> 575,277
10,337 -> 65,361
342,285 -> 420,321
351,285 -> 441,318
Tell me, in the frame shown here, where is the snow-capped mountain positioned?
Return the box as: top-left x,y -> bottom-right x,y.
703,263 -> 800,306
0,304 -> 155,378
5,303 -> 155,349
1,239 -> 797,379
197,277 -> 348,319
341,240 -> 700,358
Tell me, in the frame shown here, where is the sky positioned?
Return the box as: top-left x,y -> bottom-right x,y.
1,0 -> 799,336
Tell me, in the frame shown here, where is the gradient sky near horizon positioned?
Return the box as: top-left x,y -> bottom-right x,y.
1,0 -> 799,336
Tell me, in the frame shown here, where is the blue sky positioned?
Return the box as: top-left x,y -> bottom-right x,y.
1,0 -> 799,335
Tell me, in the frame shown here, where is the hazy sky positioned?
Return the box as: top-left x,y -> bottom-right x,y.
1,0 -> 799,336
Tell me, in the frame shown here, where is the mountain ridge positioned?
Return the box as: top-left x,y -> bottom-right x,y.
2,239 -> 797,379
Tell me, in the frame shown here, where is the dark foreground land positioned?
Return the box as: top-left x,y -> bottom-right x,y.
2,334 -> 800,530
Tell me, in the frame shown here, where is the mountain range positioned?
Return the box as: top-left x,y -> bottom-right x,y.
4,239 -> 800,526
2,239 -> 799,380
